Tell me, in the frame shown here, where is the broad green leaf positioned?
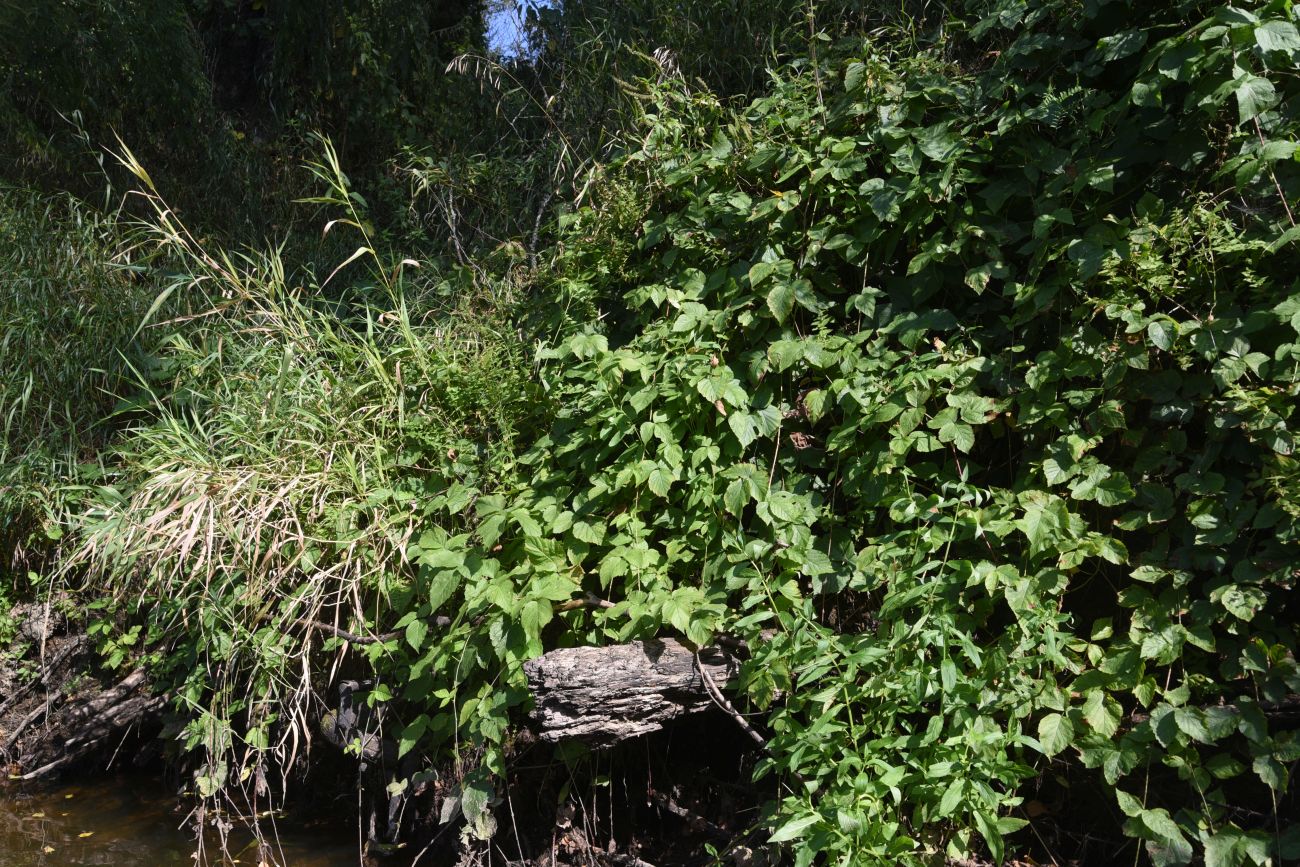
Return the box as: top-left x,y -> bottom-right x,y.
647,465 -> 674,497
938,778 -> 965,817
425,569 -> 460,613
1016,492 -> 1070,555
1098,29 -> 1148,62
937,420 -> 975,453
405,618 -> 429,652
1148,320 -> 1174,350
1255,20 -> 1300,53
1038,712 -> 1075,757
1083,690 -> 1121,738
768,282 -> 795,323
1173,707 -> 1212,743
1235,74 -> 1279,124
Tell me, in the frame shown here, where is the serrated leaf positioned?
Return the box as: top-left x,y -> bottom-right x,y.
768,282 -> 795,323
1236,74 -> 1279,124
724,479 -> 749,516
1140,806 -> 1186,845
1016,492 -> 1070,555
425,569 -> 460,613
1083,690 -> 1121,738
1173,707 -> 1212,743
405,618 -> 428,651
938,420 -> 975,453
647,465 -> 673,497
1038,712 -> 1075,757
728,411 -> 757,448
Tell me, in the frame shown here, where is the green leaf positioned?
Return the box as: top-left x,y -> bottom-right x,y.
938,778 -> 965,817
1098,29 -> 1148,63
748,259 -> 776,287
1218,584 -> 1265,621
1255,20 -> 1300,53
1038,712 -> 1075,757
1083,690 -> 1121,738
1235,74 -> 1279,124
1115,789 -> 1144,817
425,569 -> 460,612
938,420 -> 975,453
724,479 -> 750,516
1140,806 -> 1186,847
647,465 -> 673,497
769,812 -> 821,843
398,715 -> 429,758
1173,707 -> 1212,743
728,411 -> 758,448
940,657 -> 957,693
1016,492 -> 1070,555
405,618 -> 429,651
844,61 -> 865,92
1147,320 -> 1174,350
768,282 -> 795,323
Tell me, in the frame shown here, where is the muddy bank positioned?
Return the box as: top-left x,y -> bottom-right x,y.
0,602 -> 163,781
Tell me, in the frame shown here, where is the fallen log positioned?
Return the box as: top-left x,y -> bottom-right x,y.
523,638 -> 739,747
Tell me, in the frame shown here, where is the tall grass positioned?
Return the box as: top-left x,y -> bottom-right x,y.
0,187 -> 156,571
54,150 -> 544,818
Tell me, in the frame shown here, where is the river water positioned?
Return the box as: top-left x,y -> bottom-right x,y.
0,775 -> 363,866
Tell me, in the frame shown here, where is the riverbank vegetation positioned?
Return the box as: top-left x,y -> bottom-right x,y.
2,1 -> 1298,864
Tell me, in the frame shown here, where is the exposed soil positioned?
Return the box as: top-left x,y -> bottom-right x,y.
0,601 -> 163,781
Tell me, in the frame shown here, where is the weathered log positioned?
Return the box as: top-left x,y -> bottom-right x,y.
523,638 -> 739,747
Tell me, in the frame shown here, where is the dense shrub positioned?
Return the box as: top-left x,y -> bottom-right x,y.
392,1 -> 1298,863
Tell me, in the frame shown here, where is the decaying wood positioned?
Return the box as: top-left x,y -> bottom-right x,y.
15,668 -> 165,780
523,638 -> 739,746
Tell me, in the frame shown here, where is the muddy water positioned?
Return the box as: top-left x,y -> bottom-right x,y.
0,775 -> 362,866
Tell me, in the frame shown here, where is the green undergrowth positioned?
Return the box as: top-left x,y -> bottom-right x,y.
2,1 -> 1299,866
0,187 -> 157,559
55,152 -> 544,802
409,1 -> 1298,863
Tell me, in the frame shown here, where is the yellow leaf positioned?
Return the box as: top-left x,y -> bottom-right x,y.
79,831 -> 94,838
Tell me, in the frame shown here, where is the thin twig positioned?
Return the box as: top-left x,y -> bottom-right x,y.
3,699 -> 57,751
694,652 -> 767,750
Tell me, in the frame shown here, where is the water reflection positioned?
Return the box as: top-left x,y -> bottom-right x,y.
0,775 -> 361,867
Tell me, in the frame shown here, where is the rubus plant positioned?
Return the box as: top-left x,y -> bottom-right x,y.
379,1 -> 1298,863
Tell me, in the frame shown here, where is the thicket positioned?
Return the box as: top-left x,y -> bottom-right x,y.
2,0 -> 1299,865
